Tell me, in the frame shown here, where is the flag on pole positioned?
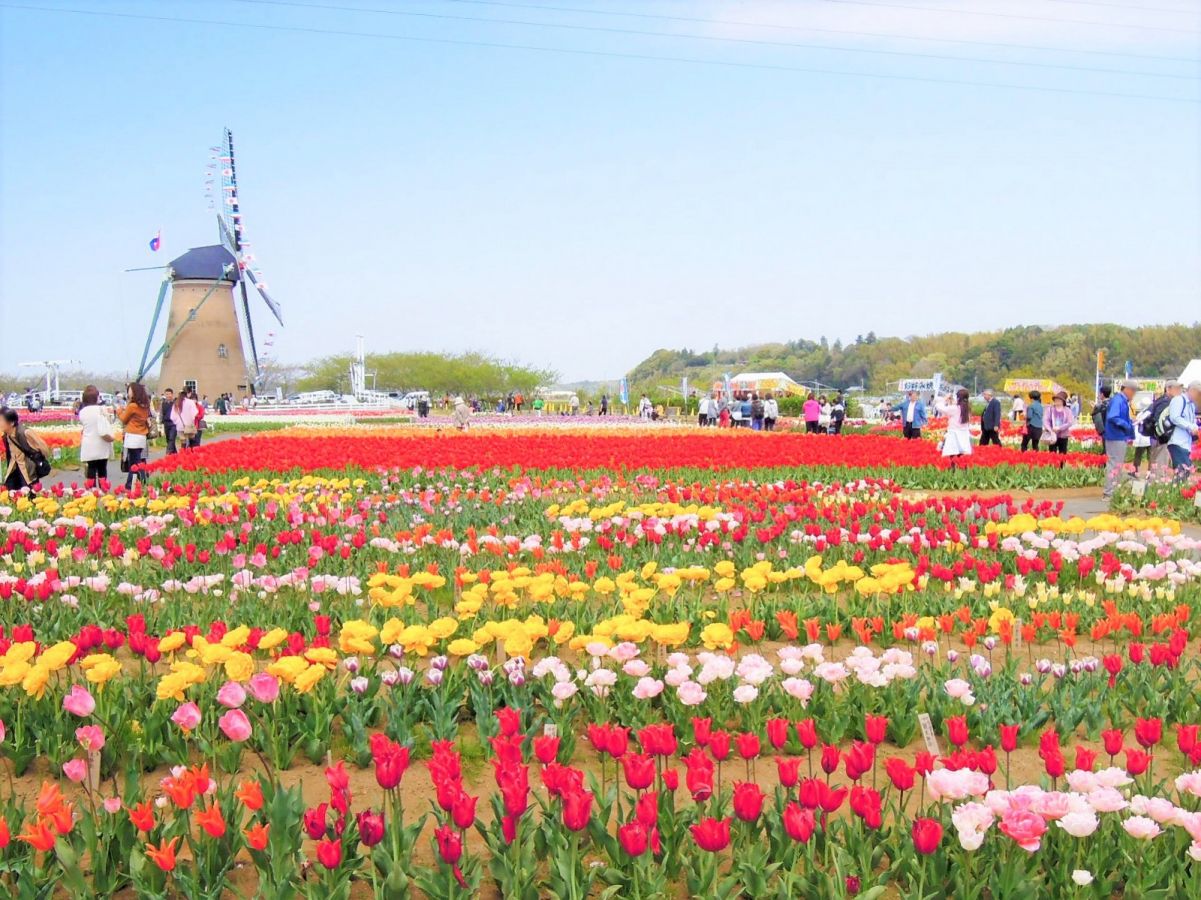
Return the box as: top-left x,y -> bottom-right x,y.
619,377 -> 629,406
149,230 -> 162,252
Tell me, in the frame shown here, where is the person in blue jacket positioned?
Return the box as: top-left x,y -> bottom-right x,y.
1103,380 -> 1137,499
893,390 -> 928,440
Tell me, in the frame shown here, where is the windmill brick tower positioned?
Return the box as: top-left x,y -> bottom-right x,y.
156,246 -> 249,399
136,129 -> 284,398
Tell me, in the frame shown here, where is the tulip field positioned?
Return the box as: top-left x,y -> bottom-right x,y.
2,426 -> 1201,898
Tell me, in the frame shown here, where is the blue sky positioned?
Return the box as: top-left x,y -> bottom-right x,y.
1,0 -> 1198,382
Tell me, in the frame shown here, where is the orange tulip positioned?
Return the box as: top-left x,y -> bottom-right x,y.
196,803 -> 226,838
245,822 -> 270,851
146,836 -> 180,872
236,779 -> 264,812
128,801 -> 156,833
18,820 -> 57,853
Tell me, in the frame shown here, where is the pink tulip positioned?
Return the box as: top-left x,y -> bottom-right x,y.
63,758 -> 88,783
218,709 -> 252,742
0,718 -> 5,743
247,673 -> 280,704
63,685 -> 96,717
103,796 -> 122,814
171,702 -> 202,732
1123,816 -> 1163,840
76,725 -> 105,752
216,681 -> 247,709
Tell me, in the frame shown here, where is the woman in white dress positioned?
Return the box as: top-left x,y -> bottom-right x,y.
939,388 -> 973,465
77,385 -> 115,485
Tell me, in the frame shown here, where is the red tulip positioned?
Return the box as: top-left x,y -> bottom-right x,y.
495,707 -> 522,739
635,791 -> 659,828
820,744 -> 841,775
1074,746 -> 1097,772
731,782 -> 765,822
451,791 -> 477,830
1102,654 -> 1123,687
357,809 -> 385,847
999,724 -> 1019,753
435,824 -> 462,864
913,752 -> 936,776
766,718 -> 790,751
637,723 -> 677,758
708,730 -> 731,762
618,821 -> 649,857
303,804 -> 328,840
622,753 -> 656,791
315,836 -> 342,870
561,788 -> 593,832
735,732 -> 760,761
1101,728 -> 1124,757
533,735 -> 560,765
864,714 -> 888,746
1124,748 -> 1152,776
795,718 -> 819,750
1176,724 -> 1200,756
1134,718 -> 1162,749
844,741 -> 875,782
776,755 -> 801,788
945,715 -> 969,748
884,757 -> 915,792
683,748 -> 715,802
912,817 -> 943,855
690,816 -> 731,852
783,802 -> 816,843
692,717 -> 713,747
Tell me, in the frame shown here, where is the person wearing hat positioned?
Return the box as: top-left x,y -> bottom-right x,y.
1102,380 -> 1137,499
1043,391 -> 1076,456
453,396 -> 471,431
1166,381 -> 1200,480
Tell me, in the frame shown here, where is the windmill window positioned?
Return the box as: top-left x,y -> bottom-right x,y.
217,343 -> 228,359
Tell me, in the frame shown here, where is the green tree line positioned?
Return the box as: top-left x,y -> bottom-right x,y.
295,352 -> 556,398
627,323 -> 1201,397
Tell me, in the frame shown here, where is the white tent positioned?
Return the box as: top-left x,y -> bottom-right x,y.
730,372 -> 802,393
1179,359 -> 1201,386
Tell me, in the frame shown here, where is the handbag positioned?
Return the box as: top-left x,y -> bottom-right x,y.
119,450 -> 130,474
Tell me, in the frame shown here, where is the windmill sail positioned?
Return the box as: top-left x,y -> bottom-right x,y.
244,268 -> 284,326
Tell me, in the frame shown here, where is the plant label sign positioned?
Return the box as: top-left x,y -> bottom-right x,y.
543,723 -> 558,738
1194,492 -> 1201,508
1131,479 -> 1147,498
1014,619 -> 1022,651
918,713 -> 941,757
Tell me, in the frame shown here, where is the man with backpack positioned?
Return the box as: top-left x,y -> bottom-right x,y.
1167,381 -> 1200,481
1140,382 -> 1180,475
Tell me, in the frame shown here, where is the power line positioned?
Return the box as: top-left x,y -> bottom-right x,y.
1,3 -> 1197,103
438,0 -> 1201,64
815,0 -> 1201,34
226,0 -> 1199,81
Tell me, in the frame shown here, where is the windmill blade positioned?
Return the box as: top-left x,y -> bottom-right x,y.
244,268 -> 284,326
137,273 -> 173,382
217,214 -> 237,254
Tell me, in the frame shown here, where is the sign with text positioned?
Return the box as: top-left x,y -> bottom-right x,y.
917,713 -> 941,757
899,373 -> 942,395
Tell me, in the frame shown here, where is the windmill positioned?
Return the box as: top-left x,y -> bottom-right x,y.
136,129 -> 284,398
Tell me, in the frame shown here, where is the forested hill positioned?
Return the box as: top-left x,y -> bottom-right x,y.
627,323 -> 1201,395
